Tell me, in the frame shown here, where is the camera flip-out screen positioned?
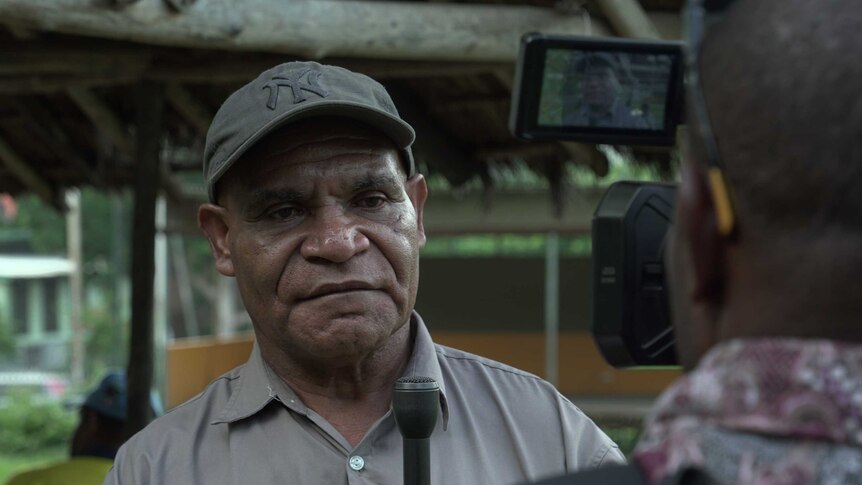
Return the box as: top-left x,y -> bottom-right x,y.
510,34 -> 685,146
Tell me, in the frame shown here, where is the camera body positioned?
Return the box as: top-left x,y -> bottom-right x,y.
591,182 -> 677,367
509,34 -> 685,367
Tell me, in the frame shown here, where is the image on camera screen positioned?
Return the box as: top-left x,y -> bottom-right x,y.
538,49 -> 675,132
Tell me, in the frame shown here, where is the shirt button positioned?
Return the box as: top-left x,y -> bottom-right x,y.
349,456 -> 365,471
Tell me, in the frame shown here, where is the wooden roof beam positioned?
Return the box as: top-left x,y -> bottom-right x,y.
0,133 -> 63,209
0,59 -> 513,94
12,97 -> 99,184
0,0 -> 610,62
67,86 -> 134,154
165,83 -> 211,135
66,86 -> 185,201
594,0 -> 662,39
0,47 -> 150,76
0,74 -> 139,94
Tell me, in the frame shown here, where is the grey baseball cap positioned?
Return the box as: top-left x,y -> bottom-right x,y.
203,61 -> 417,202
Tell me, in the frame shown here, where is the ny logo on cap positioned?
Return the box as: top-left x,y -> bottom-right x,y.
262,69 -> 329,110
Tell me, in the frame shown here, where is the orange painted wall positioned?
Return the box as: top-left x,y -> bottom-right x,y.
166,331 -> 679,409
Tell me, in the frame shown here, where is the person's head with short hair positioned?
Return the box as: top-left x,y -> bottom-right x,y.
198,62 -> 428,374
568,53 -> 623,111
669,0 -> 862,369
70,371 -> 127,459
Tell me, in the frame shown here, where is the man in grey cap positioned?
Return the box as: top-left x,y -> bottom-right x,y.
562,53 -> 653,130
105,61 -> 622,484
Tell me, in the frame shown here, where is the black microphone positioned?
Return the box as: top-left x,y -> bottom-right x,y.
393,376 -> 439,485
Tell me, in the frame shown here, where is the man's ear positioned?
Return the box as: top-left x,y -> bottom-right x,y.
198,203 -> 236,276
677,161 -> 726,303
405,174 -> 428,249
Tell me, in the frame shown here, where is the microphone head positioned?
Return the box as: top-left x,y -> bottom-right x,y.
393,376 -> 439,440
395,376 -> 439,391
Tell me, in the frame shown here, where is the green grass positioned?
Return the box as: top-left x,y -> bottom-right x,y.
0,449 -> 67,483
596,418 -> 643,457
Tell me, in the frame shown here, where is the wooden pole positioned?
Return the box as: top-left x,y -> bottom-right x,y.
0,0 -> 608,62
126,81 -> 163,438
66,189 -> 85,384
594,0 -> 662,39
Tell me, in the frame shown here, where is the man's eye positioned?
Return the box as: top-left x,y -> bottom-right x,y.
269,206 -> 304,220
355,196 -> 387,209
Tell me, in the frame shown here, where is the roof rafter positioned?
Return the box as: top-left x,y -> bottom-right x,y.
0,0 -> 609,62
66,86 -> 185,201
11,97 -> 99,184
0,133 -> 62,209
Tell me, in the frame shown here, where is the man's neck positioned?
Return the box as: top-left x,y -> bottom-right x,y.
717,243 -> 862,342
262,321 -> 414,447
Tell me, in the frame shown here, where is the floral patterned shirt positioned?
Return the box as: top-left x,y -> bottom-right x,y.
634,339 -> 862,484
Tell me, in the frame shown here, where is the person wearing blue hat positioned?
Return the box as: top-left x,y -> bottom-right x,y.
4,371 -> 128,485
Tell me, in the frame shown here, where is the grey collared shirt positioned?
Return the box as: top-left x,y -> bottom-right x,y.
105,312 -> 623,485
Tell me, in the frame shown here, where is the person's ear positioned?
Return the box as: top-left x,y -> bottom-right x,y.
405,174 -> 428,249
198,203 -> 236,276
677,160 -> 726,304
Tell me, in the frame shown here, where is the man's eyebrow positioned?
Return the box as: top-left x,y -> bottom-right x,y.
351,174 -> 403,193
244,187 -> 305,211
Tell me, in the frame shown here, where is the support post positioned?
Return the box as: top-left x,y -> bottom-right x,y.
544,232 -> 560,386
66,189 -> 84,384
127,81 -> 164,438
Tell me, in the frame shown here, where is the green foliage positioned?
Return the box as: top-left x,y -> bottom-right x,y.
0,390 -> 76,454
79,189 -> 132,287
0,313 -> 15,358
1,195 -> 66,254
422,234 -> 591,258
603,426 -> 642,457
84,307 -> 127,377
0,188 -> 131,273
595,417 -> 643,457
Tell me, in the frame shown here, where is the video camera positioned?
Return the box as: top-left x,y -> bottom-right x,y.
509,33 -> 685,367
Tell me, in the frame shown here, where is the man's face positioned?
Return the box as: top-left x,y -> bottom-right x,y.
582,66 -> 619,110
207,119 -> 427,367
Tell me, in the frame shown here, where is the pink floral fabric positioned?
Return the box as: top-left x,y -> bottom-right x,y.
634,339 -> 862,484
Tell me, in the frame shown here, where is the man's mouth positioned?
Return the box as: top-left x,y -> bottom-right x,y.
301,281 -> 377,300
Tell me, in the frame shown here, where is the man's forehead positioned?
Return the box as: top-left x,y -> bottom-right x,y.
238,164 -> 404,210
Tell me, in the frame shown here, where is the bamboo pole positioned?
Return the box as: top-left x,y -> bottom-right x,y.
0,0 -> 609,62
594,0 -> 662,39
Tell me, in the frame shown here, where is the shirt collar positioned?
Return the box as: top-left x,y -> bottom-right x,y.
402,311 -> 450,429
211,342 -> 278,424
213,311 -> 448,428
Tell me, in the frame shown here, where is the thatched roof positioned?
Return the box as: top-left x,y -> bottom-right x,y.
0,0 -> 683,211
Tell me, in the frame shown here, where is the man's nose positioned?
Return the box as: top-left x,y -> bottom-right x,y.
300,208 -> 370,263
